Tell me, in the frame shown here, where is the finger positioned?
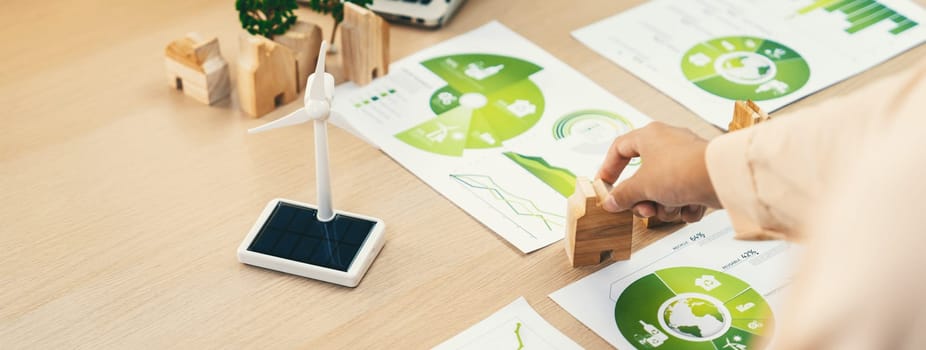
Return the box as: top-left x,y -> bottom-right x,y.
681,205 -> 707,223
597,132 -> 642,184
632,202 -> 656,217
656,205 -> 682,223
603,174 -> 648,212
694,205 -> 707,222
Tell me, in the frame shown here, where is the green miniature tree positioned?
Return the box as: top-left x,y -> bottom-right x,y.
236,0 -> 299,40
306,0 -> 374,47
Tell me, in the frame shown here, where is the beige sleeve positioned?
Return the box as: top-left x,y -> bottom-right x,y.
704,63 -> 925,241
774,69 -> 926,349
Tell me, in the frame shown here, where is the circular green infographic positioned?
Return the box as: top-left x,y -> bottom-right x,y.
395,54 -> 545,156
681,36 -> 810,101
552,110 -> 640,165
615,266 -> 774,349
552,109 -> 632,143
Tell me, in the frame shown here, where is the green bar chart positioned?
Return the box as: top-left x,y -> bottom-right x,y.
798,0 -> 919,35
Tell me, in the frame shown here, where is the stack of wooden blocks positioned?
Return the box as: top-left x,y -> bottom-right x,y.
165,4 -> 390,119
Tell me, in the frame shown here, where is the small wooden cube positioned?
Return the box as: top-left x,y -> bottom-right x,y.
164,32 -> 230,105
565,177 -> 634,267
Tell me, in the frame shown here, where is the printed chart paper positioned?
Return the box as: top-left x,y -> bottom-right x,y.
573,0 -> 926,128
333,22 -> 653,253
550,212 -> 801,349
433,297 -> 582,350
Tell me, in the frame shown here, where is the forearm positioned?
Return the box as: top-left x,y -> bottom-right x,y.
704,69 -> 916,241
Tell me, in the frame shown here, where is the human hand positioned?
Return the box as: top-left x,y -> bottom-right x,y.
597,122 -> 720,223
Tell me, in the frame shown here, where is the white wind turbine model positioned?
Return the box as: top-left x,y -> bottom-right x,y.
237,42 -> 386,287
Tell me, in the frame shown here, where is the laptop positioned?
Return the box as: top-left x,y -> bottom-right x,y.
368,0 -> 466,28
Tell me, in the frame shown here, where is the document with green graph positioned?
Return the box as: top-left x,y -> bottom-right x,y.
551,211 -> 801,349
433,297 -> 581,349
332,22 -> 654,253
573,0 -> 926,129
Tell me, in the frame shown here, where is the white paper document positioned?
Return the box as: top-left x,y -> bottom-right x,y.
550,212 -> 801,349
333,22 -> 652,253
573,0 -> 926,128
433,297 -> 582,350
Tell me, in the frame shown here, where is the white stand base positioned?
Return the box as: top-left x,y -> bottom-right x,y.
237,198 -> 386,287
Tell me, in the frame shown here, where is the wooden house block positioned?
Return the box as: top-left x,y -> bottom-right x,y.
273,21 -> 323,92
341,2 -> 389,86
565,100 -> 771,267
565,177 -> 634,267
729,100 -> 770,131
164,32 -> 230,105
237,34 -> 298,118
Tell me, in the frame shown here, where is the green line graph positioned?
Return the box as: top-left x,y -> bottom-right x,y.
798,0 -> 919,35
503,152 -> 576,197
514,322 -> 524,350
450,174 -> 564,231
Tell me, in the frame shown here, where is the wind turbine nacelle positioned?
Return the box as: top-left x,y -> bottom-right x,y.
306,72 -> 335,102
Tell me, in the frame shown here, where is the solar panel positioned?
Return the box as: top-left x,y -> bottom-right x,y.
247,201 -> 376,272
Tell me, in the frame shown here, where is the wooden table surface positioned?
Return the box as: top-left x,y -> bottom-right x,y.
2,0 -> 924,348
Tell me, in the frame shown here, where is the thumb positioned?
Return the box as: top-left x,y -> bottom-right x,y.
603,175 -> 648,213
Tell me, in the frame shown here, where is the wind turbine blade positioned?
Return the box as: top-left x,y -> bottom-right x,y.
308,41 -> 329,101
315,41 -> 328,76
247,108 -> 311,134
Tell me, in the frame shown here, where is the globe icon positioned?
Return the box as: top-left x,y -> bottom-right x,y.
616,267 -> 774,348
658,294 -> 731,341
715,52 -> 776,85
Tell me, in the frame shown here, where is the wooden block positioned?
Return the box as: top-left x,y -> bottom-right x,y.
273,21 -> 323,92
237,34 -> 298,118
164,32 -> 230,105
341,2 -> 389,86
728,100 -> 770,131
565,177 -> 634,267
564,102 -> 772,267
641,216 -> 674,229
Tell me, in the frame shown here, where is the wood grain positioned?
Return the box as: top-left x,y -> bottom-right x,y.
273,20 -> 324,92
237,34 -> 298,118
566,178 -> 633,267
729,100 -> 771,131
1,0 -> 924,348
164,33 -> 231,105
341,2 -> 390,86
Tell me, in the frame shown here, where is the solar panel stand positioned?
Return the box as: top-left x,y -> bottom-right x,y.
237,41 -> 386,287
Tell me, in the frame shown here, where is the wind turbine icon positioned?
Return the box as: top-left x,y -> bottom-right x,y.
237,42 -> 386,287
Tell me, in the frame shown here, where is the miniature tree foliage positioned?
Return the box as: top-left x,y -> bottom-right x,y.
306,0 -> 374,44
236,0 -> 299,40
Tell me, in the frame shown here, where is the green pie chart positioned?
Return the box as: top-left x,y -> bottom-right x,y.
552,109 -> 633,141
551,110 -> 641,165
615,266 -> 774,349
395,54 -> 545,156
681,36 -> 810,101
